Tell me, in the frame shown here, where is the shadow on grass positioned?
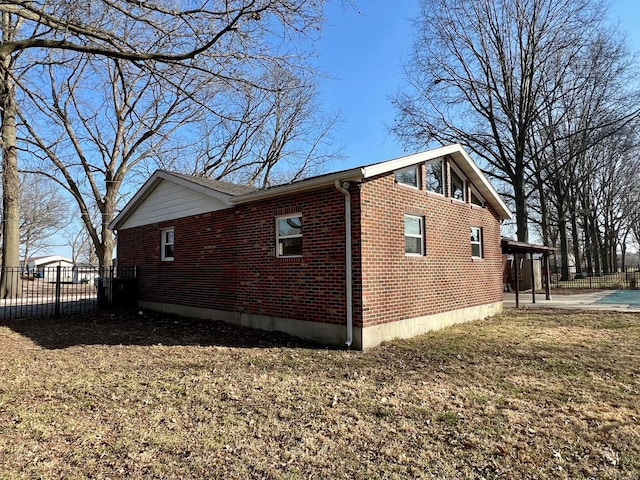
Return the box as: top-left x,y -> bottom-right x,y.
0,309 -> 323,350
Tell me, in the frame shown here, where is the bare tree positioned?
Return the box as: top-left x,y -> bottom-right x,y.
64,222 -> 97,265
0,174 -> 70,264
19,174 -> 71,262
0,1 -> 329,287
392,0 -> 608,242
178,66 -> 342,187
19,54 -> 197,267
527,29 -> 640,278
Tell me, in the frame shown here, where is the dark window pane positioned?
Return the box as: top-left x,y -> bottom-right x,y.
472,243 -> 481,258
395,168 -> 418,187
426,161 -> 443,194
165,244 -> 174,258
451,169 -> 465,200
405,237 -> 422,255
279,237 -> 302,256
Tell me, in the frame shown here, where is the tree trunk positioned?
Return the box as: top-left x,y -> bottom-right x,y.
557,206 -> 570,281
590,217 -> 602,276
514,164 -> 529,242
570,210 -> 583,279
583,215 -> 593,276
0,44 -> 21,298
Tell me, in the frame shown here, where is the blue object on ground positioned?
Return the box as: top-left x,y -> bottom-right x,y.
597,290 -> 640,308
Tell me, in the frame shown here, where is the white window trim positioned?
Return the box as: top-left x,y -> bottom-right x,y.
425,158 -> 445,196
276,213 -> 303,258
471,227 -> 483,259
161,227 -> 174,262
404,214 -> 425,256
449,162 -> 467,202
394,165 -> 421,189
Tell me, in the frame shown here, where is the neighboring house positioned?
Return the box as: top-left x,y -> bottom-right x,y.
26,256 -> 75,282
110,144 -> 512,349
72,263 -> 101,284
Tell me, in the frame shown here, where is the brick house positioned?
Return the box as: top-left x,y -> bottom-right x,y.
110,144 -> 511,349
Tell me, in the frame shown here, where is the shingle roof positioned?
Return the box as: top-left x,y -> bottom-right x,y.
162,171 -> 258,196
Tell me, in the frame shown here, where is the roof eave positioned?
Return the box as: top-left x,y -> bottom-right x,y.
229,168 -> 365,205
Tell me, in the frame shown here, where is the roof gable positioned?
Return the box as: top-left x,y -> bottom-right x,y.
110,145 -> 511,230
361,144 -> 511,219
110,170 -> 253,230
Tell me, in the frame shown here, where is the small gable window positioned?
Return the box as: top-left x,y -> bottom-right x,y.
277,214 -> 302,257
404,215 -> 425,256
161,227 -> 175,261
470,187 -> 484,207
395,166 -> 420,188
450,166 -> 466,201
425,159 -> 444,194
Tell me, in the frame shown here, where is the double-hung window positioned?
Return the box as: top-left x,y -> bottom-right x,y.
161,227 -> 175,261
277,214 -> 303,257
471,227 -> 483,258
404,215 -> 425,256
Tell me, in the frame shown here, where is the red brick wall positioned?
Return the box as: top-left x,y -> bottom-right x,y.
118,186 -> 361,326
118,164 -> 503,331
359,163 -> 503,327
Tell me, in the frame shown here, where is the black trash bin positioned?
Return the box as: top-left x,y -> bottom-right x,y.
111,278 -> 138,309
94,277 -> 110,308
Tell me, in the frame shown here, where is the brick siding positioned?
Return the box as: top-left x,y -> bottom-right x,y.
118,186 -> 361,326
118,160 -> 502,331
359,160 -> 503,327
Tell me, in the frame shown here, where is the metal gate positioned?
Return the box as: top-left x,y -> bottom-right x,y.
0,266 -> 137,320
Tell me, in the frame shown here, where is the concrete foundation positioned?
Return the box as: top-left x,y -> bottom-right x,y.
360,301 -> 503,349
138,300 -> 503,350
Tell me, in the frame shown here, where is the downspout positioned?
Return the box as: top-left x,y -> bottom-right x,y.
334,180 -> 353,347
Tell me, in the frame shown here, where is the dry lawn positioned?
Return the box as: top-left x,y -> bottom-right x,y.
0,309 -> 639,479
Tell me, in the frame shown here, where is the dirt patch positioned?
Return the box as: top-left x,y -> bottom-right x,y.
1,309 -> 639,479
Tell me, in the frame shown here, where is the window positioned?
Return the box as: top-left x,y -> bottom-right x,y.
395,166 -> 419,188
471,190 -> 484,206
277,214 -> 302,257
404,215 -> 424,256
161,227 -> 174,261
450,166 -> 466,201
425,159 -> 444,194
471,227 -> 483,258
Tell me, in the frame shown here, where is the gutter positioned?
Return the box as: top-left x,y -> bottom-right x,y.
334,180 -> 353,348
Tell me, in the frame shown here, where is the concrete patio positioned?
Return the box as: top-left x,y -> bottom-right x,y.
504,290 -> 640,312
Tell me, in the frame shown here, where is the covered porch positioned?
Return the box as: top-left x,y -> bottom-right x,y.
501,239 -> 558,308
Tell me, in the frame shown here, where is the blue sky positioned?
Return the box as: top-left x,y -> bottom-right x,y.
315,0 -> 640,171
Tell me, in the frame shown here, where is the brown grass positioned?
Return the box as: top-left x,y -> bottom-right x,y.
1,309 -> 639,479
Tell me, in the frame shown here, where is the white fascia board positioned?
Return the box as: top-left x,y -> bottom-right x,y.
361,144 -> 463,178
229,169 -> 365,205
109,170 -> 234,230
